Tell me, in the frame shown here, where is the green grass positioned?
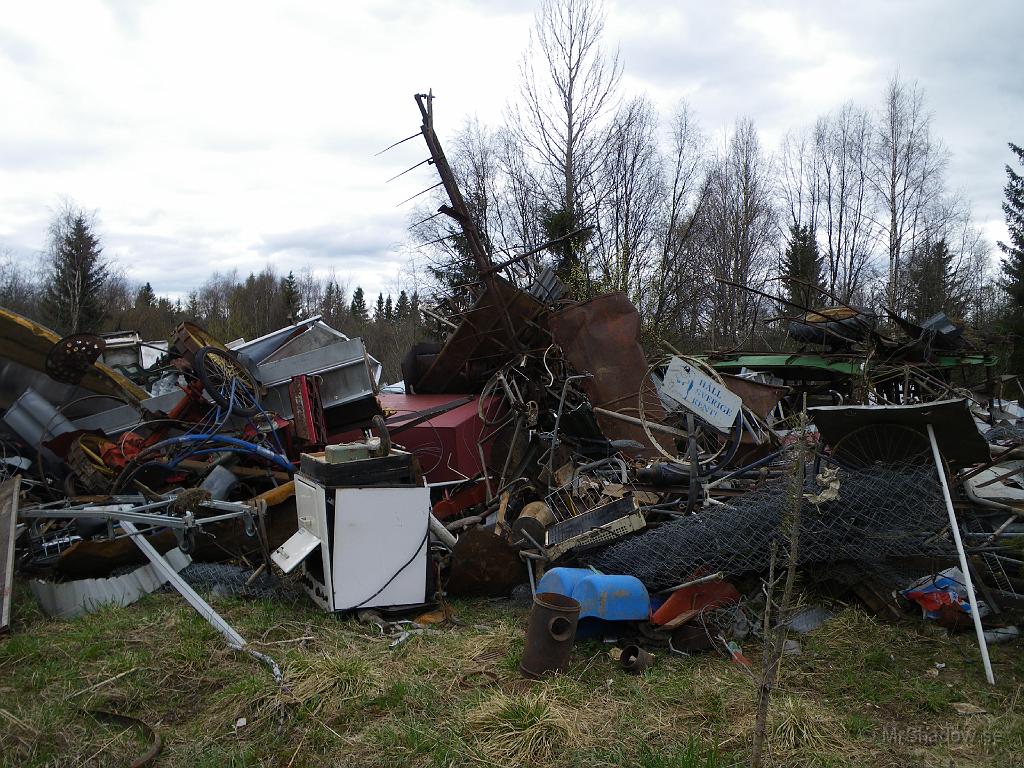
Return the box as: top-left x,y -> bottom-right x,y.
1,582 -> 1023,767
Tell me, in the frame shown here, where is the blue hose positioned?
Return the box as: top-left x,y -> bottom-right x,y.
145,434 -> 294,473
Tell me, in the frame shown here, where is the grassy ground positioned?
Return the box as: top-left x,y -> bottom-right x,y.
2,581 -> 1023,768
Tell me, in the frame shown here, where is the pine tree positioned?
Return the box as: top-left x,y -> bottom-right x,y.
373,292 -> 385,323
135,282 -> 156,309
44,209 -> 109,334
781,223 -> 824,310
281,270 -> 300,322
1000,143 -> 1024,370
395,290 -> 411,321
384,294 -> 393,322
350,286 -> 369,323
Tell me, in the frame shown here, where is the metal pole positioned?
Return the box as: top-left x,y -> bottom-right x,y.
926,423 -> 995,685
120,520 -> 245,648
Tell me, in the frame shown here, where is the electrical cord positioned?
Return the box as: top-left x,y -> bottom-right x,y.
338,528 -> 430,611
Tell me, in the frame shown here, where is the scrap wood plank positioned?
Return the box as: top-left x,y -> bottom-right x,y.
0,476 -> 20,633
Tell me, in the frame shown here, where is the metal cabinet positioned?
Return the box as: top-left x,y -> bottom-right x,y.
274,474 -> 429,611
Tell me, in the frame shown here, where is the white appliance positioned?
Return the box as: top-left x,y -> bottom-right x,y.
272,474 -> 430,611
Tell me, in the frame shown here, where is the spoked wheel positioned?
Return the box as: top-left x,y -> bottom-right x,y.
194,346 -> 262,416
829,423 -> 931,469
638,356 -> 741,471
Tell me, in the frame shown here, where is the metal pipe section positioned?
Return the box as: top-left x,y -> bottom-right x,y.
427,513 -> 457,549
927,424 -> 994,685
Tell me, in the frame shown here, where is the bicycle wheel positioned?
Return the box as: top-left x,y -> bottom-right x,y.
194,345 -> 262,417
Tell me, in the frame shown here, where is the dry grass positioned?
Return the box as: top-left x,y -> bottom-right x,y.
767,694 -> 847,756
465,689 -> 581,764
285,651 -> 382,714
3,585 -> 1024,768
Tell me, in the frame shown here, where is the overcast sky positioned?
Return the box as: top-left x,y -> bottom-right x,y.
1,0 -> 1021,303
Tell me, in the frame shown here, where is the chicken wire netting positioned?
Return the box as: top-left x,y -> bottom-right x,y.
587,453 -> 955,592
984,424 -> 1024,445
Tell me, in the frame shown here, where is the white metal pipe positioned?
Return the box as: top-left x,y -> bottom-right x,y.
927,424 -> 995,685
121,519 -> 282,682
655,571 -> 726,595
428,513 -> 457,549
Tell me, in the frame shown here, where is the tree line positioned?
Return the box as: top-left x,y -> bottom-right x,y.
3,0 -> 1024,378
410,0 -> 1009,358
0,201 -> 430,381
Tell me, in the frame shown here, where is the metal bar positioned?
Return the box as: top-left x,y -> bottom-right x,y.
119,520 -> 245,648
19,503 -> 250,530
414,91 -> 523,357
927,423 -> 995,685
385,157 -> 432,183
427,513 -> 457,549
655,571 -> 725,596
395,181 -> 443,207
385,396 -> 475,434
374,131 -> 423,156
976,464 -> 1024,489
526,558 -> 537,599
0,477 -> 20,633
548,374 -> 592,481
592,406 -> 689,439
480,227 -> 593,275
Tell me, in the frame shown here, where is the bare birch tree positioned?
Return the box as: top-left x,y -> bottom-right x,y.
815,104 -> 879,303
698,119 -> 778,348
594,95 -> 662,301
870,76 -> 949,314
511,0 -> 622,278
647,101 -> 709,343
778,127 -> 820,234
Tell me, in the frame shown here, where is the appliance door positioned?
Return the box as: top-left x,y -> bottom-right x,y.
331,486 -> 429,610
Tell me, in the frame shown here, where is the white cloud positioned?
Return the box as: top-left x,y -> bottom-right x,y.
0,0 -> 1020,303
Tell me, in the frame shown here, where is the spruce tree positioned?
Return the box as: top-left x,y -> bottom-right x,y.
410,291 -> 421,324
905,239 -> 964,322
395,290 -> 410,321
322,281 -> 337,321
349,286 -> 369,323
781,223 -> 824,311
44,210 -> 109,333
1000,143 -> 1024,370
384,294 -> 393,322
135,282 -> 156,309
281,270 -> 300,322
185,291 -> 201,319
373,292 -> 385,323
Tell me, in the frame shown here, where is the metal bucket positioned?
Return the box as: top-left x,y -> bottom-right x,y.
619,644 -> 654,674
519,592 -> 580,679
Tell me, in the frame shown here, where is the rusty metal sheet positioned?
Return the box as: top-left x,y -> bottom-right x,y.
720,374 -> 789,420
446,526 -> 526,597
548,293 -> 669,456
414,277 -> 545,394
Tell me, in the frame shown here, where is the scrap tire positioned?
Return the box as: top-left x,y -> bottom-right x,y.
194,345 -> 262,417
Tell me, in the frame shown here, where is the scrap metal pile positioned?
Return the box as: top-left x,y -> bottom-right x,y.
409,270 -> 1024,681
0,313 -> 398,618
1,92 -> 1022,693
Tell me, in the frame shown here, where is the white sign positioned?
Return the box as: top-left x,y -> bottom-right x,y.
661,357 -> 742,432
